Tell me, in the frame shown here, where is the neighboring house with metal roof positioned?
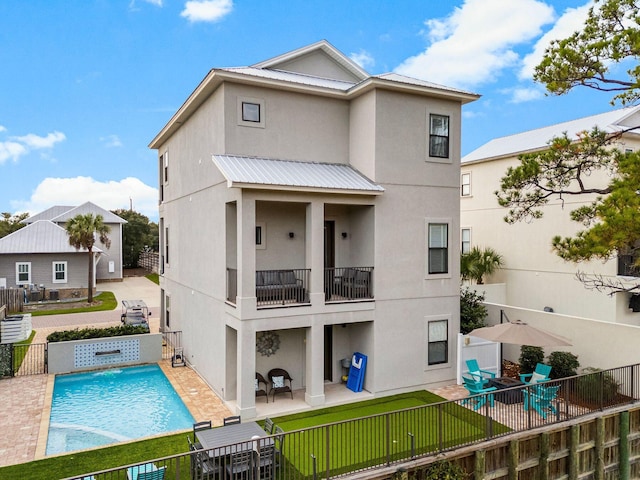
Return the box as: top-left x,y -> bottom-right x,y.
0,202 -> 126,298
149,40 -> 479,419
461,106 -> 640,325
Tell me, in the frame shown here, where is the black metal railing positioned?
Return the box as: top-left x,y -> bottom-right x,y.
618,254 -> 640,277
63,363 -> 640,480
162,331 -> 183,361
325,267 -> 374,302
0,342 -> 47,377
256,269 -> 310,307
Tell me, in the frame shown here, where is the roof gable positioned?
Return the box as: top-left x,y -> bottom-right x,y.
252,40 -> 368,83
0,220 -> 101,254
23,205 -> 74,224
25,202 -> 127,225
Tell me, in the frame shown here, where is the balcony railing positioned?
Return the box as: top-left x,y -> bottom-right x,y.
325,266 -> 374,302
67,363 -> 640,480
256,269 -> 310,307
618,254 -> 640,277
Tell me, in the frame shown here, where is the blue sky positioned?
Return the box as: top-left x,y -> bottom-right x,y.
0,0 -> 619,221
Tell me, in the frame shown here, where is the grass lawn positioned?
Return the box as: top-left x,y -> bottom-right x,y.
29,291 -> 118,317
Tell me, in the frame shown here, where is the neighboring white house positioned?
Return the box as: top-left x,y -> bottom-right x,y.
0,202 -> 126,298
461,106 -> 640,325
149,40 -> 479,419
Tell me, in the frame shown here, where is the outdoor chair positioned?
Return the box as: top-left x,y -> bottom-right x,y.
465,359 -> 496,384
524,384 -> 560,419
225,449 -> 257,479
461,375 -> 496,411
273,425 -> 286,464
193,420 -> 212,446
520,363 -> 552,385
187,435 -> 221,479
263,416 -> 274,434
256,372 -> 269,403
257,443 -> 277,479
268,368 -> 293,401
224,415 -> 242,426
126,462 -> 167,480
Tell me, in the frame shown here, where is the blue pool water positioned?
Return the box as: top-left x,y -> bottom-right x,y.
46,364 -> 194,455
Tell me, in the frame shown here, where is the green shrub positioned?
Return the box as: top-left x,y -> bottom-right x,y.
519,346 -> 544,374
460,287 -> 487,334
47,325 -> 148,343
547,351 -> 579,379
422,460 -> 468,479
576,367 -> 620,404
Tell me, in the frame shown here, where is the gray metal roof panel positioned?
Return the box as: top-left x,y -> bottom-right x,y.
375,73 -> 478,96
463,106 -> 640,163
212,155 -> 384,193
51,202 -> 127,224
220,67 -> 356,91
0,220 -> 102,254
24,206 -> 75,224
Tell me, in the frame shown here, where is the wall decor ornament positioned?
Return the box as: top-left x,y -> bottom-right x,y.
256,331 -> 280,357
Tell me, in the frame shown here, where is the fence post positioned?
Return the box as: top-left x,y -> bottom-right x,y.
386,413 -> 391,466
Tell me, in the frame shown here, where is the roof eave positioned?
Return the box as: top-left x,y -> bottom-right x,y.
349,77 -> 481,104
228,182 -> 384,196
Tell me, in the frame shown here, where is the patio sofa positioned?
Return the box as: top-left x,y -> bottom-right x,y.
256,270 -> 305,303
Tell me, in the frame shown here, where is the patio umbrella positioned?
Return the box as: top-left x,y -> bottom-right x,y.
468,320 -> 572,347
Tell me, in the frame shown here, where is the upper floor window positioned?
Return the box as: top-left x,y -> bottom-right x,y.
163,151 -> 169,183
461,172 -> 471,196
428,223 -> 449,274
16,262 -> 30,285
237,97 -> 265,128
52,261 -> 67,283
165,225 -> 170,266
461,228 -> 471,255
429,114 -> 449,158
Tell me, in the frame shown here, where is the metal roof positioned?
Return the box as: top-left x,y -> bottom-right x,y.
220,67 -> 356,91
0,220 -> 102,254
212,155 -> 384,195
463,106 -> 640,163
24,202 -> 127,225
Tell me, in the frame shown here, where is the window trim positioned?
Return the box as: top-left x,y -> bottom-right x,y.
237,97 -> 265,129
52,261 -> 68,284
461,172 -> 471,197
16,262 -> 31,286
426,221 -> 450,277
426,317 -> 450,366
428,114 -> 450,160
461,228 -> 471,255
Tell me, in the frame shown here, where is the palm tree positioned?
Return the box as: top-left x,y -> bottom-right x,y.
65,214 -> 111,303
461,246 -> 504,284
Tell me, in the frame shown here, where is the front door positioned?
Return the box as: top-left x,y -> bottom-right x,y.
324,325 -> 333,381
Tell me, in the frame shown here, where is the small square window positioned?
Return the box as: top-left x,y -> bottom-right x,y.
242,102 -> 260,123
461,228 -> 471,254
256,222 -> 266,250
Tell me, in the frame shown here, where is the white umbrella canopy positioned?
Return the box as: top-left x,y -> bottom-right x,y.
468,320 -> 572,347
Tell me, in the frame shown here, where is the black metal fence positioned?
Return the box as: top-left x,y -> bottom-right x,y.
0,342 -> 47,377
325,267 -> 374,302
64,363 -> 640,480
163,330 -> 183,361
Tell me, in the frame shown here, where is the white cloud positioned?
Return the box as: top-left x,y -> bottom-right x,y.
181,0 -> 233,23
519,3 -> 592,80
12,176 -> 159,220
101,135 -> 123,148
350,50 -> 375,70
507,87 -> 545,103
395,0 -> 555,90
0,129 -> 65,164
143,0 -> 163,5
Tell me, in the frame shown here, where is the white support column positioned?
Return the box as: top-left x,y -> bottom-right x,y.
236,325 -> 257,419
305,320 -> 326,407
236,196 -> 257,313
306,201 -> 325,306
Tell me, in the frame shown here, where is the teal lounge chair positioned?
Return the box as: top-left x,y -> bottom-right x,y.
523,384 -> 560,419
466,359 -> 496,385
462,375 -> 496,410
127,463 -> 167,480
519,363 -> 552,385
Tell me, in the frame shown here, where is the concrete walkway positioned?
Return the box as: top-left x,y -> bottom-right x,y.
0,276 -> 231,468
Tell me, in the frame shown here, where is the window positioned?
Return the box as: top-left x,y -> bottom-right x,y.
428,223 -> 449,274
428,319 -> 448,365
242,102 -> 260,122
52,261 -> 67,283
165,294 -> 170,329
237,97 -> 265,128
16,262 -> 30,285
461,172 -> 471,196
163,151 -> 169,183
429,114 -> 449,158
165,226 -> 170,265
461,228 -> 471,255
256,222 -> 266,250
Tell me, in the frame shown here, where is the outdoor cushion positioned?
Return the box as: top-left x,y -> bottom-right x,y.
280,270 -> 297,284
255,272 -> 265,286
263,271 -> 281,285
272,376 -> 285,388
530,372 -> 547,383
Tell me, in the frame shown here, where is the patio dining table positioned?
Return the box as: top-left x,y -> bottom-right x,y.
195,421 -> 273,457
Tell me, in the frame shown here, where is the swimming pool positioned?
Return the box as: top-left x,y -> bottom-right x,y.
46,364 -> 194,455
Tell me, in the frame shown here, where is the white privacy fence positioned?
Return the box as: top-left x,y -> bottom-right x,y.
456,333 -> 500,384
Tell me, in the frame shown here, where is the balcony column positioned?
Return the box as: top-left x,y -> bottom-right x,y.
235,325 -> 257,419
236,196 -> 257,313
305,320 -> 326,407
306,201 -> 324,305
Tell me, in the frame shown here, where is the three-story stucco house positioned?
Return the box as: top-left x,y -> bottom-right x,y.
461,106 -> 640,325
149,40 -> 479,419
